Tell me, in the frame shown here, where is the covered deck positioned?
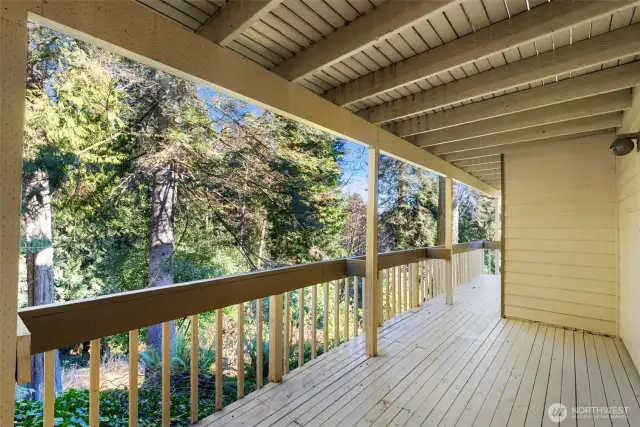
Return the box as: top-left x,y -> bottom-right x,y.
197,276 -> 640,427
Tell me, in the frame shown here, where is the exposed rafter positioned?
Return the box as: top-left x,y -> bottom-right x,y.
361,23 -> 640,124
428,113 -> 622,155
272,0 -> 461,82
619,86 -> 640,135
325,0 -> 635,107
440,130 -> 615,162
386,62 -> 640,137
411,91 -> 630,147
198,0 -> 283,46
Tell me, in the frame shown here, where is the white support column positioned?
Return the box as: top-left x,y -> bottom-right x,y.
0,6 -> 29,423
444,177 -> 454,305
365,147 -> 379,356
494,197 -> 501,275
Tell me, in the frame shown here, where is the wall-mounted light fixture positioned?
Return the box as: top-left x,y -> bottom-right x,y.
610,136 -> 637,156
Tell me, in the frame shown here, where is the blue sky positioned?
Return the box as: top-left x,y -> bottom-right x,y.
199,86 -> 370,200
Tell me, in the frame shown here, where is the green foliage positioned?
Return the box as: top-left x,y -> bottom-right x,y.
378,156 -> 439,251
14,387 -> 219,426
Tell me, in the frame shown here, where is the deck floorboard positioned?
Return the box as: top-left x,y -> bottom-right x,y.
196,275 -> 640,427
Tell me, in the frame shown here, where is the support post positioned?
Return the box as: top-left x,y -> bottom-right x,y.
365,147 -> 379,356
444,177 -> 454,305
0,8 -> 28,424
268,294 -> 283,382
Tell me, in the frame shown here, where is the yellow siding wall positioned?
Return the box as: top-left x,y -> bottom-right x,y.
503,134 -> 618,336
618,139 -> 640,370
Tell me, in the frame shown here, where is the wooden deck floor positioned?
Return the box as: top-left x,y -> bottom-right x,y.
197,276 -> 640,427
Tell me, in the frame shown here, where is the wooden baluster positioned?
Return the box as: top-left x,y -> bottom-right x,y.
190,316 -> 198,424
257,299 -> 263,387
333,280 -> 339,347
430,260 -> 435,298
129,330 -> 139,427
418,262 -> 423,304
404,265 -> 409,312
353,276 -> 359,336
454,254 -> 458,286
284,291 -> 291,374
43,351 -> 55,427
415,264 -> 419,306
407,264 -> 412,308
397,266 -> 402,313
90,339 -> 101,427
423,261 -> 427,301
311,284 -> 317,359
343,278 -> 349,342
162,323 -> 171,426
323,282 -> 329,353
268,294 -> 283,383
215,309 -> 223,411
424,261 -> 430,300
382,270 -> 388,322
376,271 -> 383,326
361,276 -> 365,328
391,266 -> 396,318
411,263 -> 417,308
298,287 -> 304,368
237,303 -> 245,398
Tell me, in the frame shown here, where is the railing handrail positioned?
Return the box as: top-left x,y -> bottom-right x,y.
19,241 -> 499,355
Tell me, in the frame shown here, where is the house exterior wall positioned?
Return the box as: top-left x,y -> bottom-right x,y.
617,138 -> 640,369
503,134 -> 618,336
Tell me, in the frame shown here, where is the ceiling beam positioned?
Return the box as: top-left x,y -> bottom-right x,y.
618,86 -> 640,135
198,0 -> 283,47
412,91 -> 630,147
325,0 -> 635,107
452,156 -> 502,168
472,171 -> 501,179
272,0 -> 461,82
28,0 -> 498,196
428,112 -> 622,155
440,130 -> 615,162
361,23 -> 640,124
385,62 -> 640,137
462,163 -> 501,173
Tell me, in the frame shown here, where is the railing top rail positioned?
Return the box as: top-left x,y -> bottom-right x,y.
20,258 -> 348,354
452,241 -> 484,254
19,241 -> 497,354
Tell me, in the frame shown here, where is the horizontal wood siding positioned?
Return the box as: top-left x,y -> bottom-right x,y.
618,140 -> 640,370
504,135 -> 617,336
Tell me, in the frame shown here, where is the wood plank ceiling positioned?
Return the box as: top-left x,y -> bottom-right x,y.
136,0 -> 640,189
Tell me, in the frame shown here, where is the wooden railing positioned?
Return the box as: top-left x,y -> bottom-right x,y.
15,241 -> 499,426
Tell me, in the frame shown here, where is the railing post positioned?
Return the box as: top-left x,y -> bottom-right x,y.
444,177 -> 454,305
268,294 -> 283,383
365,146 -> 379,356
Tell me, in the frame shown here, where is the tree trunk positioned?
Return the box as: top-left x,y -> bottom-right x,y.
24,169 -> 62,400
147,164 -> 177,356
437,177 -> 459,245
